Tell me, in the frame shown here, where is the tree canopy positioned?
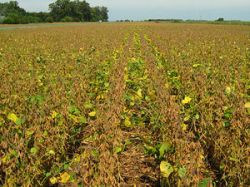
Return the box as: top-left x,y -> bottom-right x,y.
0,0 -> 109,24
0,1 -> 25,16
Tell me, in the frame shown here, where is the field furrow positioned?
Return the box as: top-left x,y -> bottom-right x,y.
117,32 -> 161,185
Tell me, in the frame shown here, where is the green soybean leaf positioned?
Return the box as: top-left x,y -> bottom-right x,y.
198,178 -> 211,187
159,142 -> 172,158
178,166 -> 186,178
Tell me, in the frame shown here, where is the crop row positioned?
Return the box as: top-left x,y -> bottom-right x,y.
0,25 -> 129,186
143,25 -> 250,186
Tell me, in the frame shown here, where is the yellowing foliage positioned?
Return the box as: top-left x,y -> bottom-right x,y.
244,102 -> 250,108
88,111 -> 96,117
0,22 -> 249,187
7,113 -> 18,123
59,172 -> 70,183
181,96 -> 192,105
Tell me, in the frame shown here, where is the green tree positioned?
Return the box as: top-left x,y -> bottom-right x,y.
217,18 -> 224,21
0,1 -> 26,16
27,12 -> 51,22
61,16 -> 74,22
49,0 -> 92,22
91,6 -> 108,22
99,6 -> 108,21
0,0 -> 108,24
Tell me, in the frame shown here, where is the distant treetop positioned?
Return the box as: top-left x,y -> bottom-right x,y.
216,18 -> 224,22
0,0 -> 109,24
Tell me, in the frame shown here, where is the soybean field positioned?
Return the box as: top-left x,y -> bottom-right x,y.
0,23 -> 249,186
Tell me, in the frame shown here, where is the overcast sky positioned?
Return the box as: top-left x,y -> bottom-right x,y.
1,0 -> 250,21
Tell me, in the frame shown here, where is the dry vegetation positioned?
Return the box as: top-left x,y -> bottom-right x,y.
0,23 -> 249,186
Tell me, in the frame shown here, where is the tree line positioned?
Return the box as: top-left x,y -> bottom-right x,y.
0,0 -> 108,24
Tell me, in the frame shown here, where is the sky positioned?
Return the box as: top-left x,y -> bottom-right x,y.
1,0 -> 250,21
